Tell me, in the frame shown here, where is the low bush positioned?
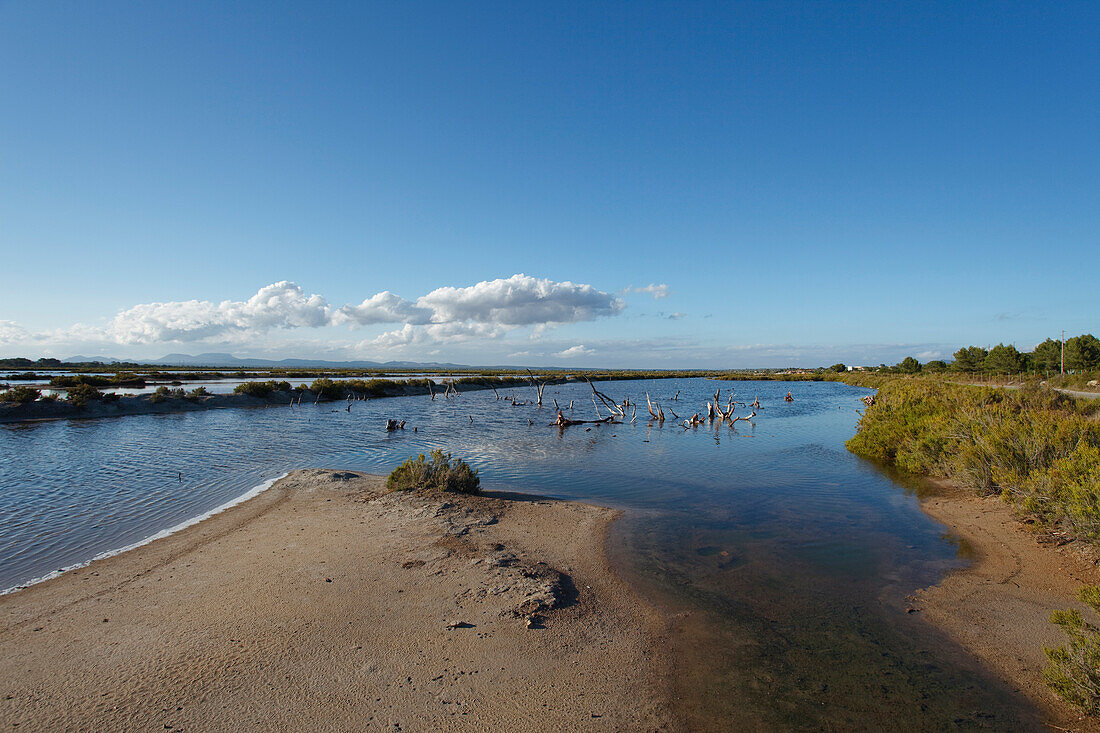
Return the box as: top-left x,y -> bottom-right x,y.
341,378 -> 403,398
0,386 -> 41,404
50,374 -> 145,388
847,380 -> 1100,539
310,378 -> 344,400
234,381 -> 292,398
66,383 -> 103,407
1045,585 -> 1100,714
386,450 -> 480,495
188,386 -> 210,398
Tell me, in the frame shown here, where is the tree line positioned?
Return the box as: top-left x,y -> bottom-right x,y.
879,334 -> 1100,375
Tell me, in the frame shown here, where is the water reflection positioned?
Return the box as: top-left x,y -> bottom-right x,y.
0,378 -> 1040,726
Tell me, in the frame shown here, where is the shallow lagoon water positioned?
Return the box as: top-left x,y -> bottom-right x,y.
0,379 -> 1039,726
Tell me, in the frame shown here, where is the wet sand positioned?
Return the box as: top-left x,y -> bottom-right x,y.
0,470 -> 672,731
916,485 -> 1100,731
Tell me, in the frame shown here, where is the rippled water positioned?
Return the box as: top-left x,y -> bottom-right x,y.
0,378 -> 1039,727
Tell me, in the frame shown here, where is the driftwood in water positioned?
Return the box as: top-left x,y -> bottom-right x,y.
731,411 -> 756,424
672,390 -> 680,401
427,380 -> 435,401
553,409 -> 617,429
586,378 -> 626,418
645,391 -> 665,423
386,419 -> 406,431
527,370 -> 548,407
444,378 -> 460,399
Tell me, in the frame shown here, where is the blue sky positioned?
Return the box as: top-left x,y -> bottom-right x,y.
1,1 -> 1097,367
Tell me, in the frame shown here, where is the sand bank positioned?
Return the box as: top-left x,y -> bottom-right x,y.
0,470 -> 671,731
916,485 -> 1100,731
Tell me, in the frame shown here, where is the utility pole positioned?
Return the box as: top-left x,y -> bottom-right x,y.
1061,329 -> 1065,376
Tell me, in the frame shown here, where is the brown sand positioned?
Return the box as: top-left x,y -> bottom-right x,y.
0,470 -> 672,732
916,484 -> 1100,731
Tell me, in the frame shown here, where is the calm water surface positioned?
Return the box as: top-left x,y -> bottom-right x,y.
0,379 -> 1039,728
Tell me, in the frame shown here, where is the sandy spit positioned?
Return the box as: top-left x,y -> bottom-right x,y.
0,470 -> 673,732
915,484 -> 1100,732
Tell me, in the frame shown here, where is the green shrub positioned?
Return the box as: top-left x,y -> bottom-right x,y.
1045,585 -> 1100,714
386,450 -> 480,495
234,380 -> 292,397
310,378 -> 343,400
342,378 -> 402,398
0,386 -> 41,404
49,374 -> 145,388
188,386 -> 210,398
66,383 -> 103,407
847,379 -> 1100,539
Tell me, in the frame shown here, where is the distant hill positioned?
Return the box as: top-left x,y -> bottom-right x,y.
63,355 -> 123,364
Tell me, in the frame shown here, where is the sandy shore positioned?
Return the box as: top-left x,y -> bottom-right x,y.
915,485 -> 1100,731
0,470 -> 672,731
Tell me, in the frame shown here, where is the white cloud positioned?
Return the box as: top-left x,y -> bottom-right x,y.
555,344 -> 594,358
360,274 -> 623,352
623,283 -> 670,300
369,322 -> 510,350
336,291 -> 431,326
3,275 -> 626,355
0,320 -> 30,343
418,274 -> 623,326
108,281 -> 332,344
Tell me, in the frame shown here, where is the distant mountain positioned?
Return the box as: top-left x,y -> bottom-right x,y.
63,355 -> 123,364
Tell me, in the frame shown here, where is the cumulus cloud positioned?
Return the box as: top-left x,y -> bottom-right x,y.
6,275 -> 626,354
418,274 -> 623,326
368,322 -> 510,349
108,281 -> 332,344
336,291 -> 431,326
356,274 -> 623,352
0,320 -> 30,343
555,345 -> 594,358
623,283 -> 670,300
